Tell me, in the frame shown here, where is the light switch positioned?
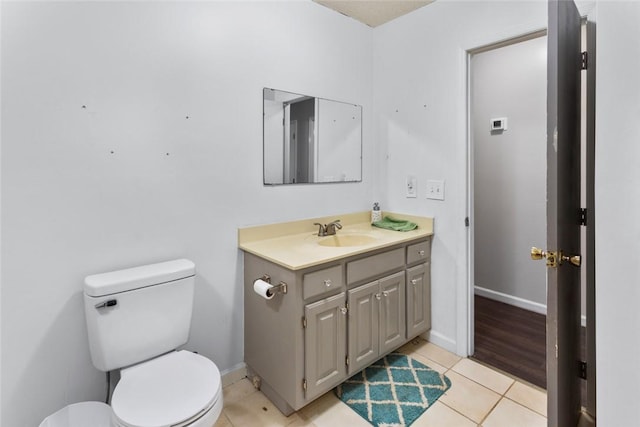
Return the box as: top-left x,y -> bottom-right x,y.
406,175 -> 417,198
426,179 -> 445,200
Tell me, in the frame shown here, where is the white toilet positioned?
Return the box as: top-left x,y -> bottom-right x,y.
40,259 -> 223,427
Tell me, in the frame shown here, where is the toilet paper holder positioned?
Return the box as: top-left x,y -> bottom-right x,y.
259,274 -> 288,296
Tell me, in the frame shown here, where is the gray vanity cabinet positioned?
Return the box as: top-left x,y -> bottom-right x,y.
347,271 -> 406,375
406,262 -> 431,338
243,236 -> 431,416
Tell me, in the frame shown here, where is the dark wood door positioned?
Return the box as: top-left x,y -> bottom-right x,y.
546,0 -> 582,425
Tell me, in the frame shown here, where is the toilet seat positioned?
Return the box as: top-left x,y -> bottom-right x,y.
111,350 -> 221,427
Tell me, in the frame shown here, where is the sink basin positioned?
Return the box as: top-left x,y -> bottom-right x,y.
317,234 -> 378,247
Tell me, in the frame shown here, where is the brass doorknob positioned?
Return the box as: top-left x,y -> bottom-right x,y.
561,254 -> 582,267
531,247 -> 581,268
530,247 -> 545,260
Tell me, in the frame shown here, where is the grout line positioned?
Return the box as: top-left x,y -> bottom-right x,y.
503,395 -> 547,418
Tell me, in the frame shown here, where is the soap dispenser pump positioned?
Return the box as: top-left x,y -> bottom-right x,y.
371,202 -> 382,223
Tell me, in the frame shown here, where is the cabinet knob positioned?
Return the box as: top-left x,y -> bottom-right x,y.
418,250 -> 425,256
383,291 -> 389,297
324,279 -> 332,287
340,307 -> 347,314
375,293 -> 381,300
411,279 -> 418,285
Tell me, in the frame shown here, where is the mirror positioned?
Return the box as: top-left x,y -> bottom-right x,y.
263,88 -> 362,185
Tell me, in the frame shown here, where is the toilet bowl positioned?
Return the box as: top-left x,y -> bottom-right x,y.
111,350 -> 222,427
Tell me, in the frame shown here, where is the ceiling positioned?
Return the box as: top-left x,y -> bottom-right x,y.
313,0 -> 435,28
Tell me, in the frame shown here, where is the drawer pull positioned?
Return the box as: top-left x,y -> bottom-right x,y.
417,250 -> 426,256
324,279 -> 332,287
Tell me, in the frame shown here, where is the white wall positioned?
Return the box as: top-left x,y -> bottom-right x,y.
0,2 -> 373,426
372,0 -> 553,353
594,1 -> 640,424
472,36 -> 547,308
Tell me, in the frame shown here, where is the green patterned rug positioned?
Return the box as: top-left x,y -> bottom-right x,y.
335,353 -> 451,427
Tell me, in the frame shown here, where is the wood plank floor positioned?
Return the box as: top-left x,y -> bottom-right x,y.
472,295 -> 547,388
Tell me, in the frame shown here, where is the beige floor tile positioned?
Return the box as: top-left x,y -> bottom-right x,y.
222,378 -> 259,406
298,390 -> 371,427
505,382 -> 547,417
411,401 -> 477,427
402,339 -> 461,368
439,371 -> 501,423
451,359 -> 514,395
224,389 -> 303,427
396,347 -> 448,374
213,412 -> 232,427
481,398 -> 546,427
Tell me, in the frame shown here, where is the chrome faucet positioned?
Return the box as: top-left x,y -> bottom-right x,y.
313,219 -> 342,236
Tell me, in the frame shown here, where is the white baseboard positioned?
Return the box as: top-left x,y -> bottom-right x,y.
474,286 -> 547,315
474,286 -> 586,327
422,329 -> 457,354
221,362 -> 247,388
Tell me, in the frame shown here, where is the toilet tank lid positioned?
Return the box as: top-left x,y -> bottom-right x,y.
84,259 -> 195,297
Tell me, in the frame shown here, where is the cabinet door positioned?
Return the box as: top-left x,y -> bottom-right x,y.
379,271 -> 406,354
304,292 -> 347,400
347,280 -> 380,374
406,262 -> 431,338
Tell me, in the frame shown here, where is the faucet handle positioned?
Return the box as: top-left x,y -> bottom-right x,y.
313,222 -> 326,236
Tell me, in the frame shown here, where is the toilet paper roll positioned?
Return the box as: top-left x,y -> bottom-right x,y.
253,279 -> 275,300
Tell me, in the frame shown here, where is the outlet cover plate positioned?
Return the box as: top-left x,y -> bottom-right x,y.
426,179 -> 445,200
406,175 -> 417,198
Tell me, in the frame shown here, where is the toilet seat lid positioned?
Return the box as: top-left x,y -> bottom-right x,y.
111,351 -> 221,427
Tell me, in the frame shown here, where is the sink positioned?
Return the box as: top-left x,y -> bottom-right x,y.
317,234 -> 378,247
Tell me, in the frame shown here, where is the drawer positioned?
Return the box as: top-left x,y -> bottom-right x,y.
347,248 -> 404,285
407,240 -> 430,265
303,265 -> 343,300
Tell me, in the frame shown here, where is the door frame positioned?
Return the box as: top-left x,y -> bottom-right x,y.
461,7 -> 596,419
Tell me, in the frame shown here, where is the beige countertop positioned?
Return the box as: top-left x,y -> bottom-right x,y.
238,211 -> 433,270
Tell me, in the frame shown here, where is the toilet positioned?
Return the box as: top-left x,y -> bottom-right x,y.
40,259 -> 223,427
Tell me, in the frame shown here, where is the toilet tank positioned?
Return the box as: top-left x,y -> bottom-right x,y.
84,259 -> 196,372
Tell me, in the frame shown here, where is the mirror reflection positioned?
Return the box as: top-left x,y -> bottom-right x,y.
263,88 -> 362,185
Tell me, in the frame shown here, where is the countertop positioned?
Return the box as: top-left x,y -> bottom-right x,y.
238,211 -> 433,270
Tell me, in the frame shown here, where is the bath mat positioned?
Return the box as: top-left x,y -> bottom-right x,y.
335,353 -> 451,427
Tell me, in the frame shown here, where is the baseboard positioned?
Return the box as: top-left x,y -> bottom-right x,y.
474,286 -> 547,315
421,329 -> 457,354
220,362 -> 247,388
474,286 -> 587,327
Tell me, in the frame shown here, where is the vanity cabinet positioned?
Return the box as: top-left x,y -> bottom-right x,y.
243,236 -> 431,416
347,271 -> 406,374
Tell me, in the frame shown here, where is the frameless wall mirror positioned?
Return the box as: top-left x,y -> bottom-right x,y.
263,88 -> 362,185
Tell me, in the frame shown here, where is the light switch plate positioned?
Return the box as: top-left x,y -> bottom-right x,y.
406,175 -> 417,198
426,179 -> 445,200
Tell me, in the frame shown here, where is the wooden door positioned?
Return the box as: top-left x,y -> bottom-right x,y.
304,292 -> 347,400
347,281 -> 380,374
406,263 -> 431,338
379,271 -> 406,354
545,1 -> 582,425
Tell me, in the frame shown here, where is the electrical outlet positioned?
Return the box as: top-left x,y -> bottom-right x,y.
426,179 -> 445,200
406,175 -> 417,198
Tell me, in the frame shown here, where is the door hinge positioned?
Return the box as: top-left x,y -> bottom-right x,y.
465,217 -> 470,227
580,208 -> 588,226
302,379 -> 307,391
302,317 -> 307,329
581,51 -> 588,70
345,355 -> 349,366
579,361 -> 587,379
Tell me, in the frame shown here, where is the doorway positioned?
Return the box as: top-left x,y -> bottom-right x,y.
469,32 -> 549,388
466,18 -> 596,423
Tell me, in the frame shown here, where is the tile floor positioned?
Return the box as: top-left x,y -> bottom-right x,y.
215,338 -> 547,427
